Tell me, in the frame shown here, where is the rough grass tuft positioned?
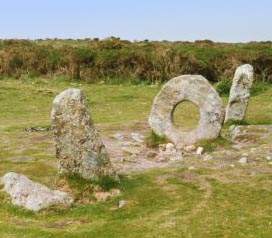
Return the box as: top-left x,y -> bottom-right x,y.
196,136 -> 232,152
224,119 -> 250,128
145,131 -> 168,148
215,78 -> 232,96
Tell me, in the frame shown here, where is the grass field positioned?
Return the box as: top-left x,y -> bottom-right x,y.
0,77 -> 272,237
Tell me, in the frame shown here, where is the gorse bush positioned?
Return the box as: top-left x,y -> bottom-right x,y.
215,78 -> 232,96
0,38 -> 272,84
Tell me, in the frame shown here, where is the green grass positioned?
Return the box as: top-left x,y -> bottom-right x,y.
0,77 -> 272,237
1,168 -> 272,237
196,136 -> 232,153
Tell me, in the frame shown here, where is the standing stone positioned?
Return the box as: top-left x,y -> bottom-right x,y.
225,64 -> 254,123
149,75 -> 225,147
1,172 -> 73,212
51,88 -> 114,180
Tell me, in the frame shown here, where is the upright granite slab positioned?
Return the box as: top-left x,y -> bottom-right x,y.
51,88 -> 114,180
149,75 -> 225,147
225,64 -> 254,123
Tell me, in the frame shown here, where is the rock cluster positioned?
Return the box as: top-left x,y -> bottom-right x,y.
1,172 -> 73,211
149,75 -> 225,147
225,64 -> 254,123
51,88 -> 114,180
156,143 -> 183,162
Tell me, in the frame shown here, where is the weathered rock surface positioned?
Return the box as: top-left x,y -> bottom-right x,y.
1,172 -> 73,211
229,125 -> 272,144
149,75 -> 225,147
51,88 -> 114,180
225,64 -> 254,123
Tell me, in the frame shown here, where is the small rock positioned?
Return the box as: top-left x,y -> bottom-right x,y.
188,166 -> 195,170
169,152 -> 183,161
121,141 -> 134,147
196,147 -> 204,155
203,155 -> 213,161
122,147 -> 140,155
238,157 -> 248,164
112,133 -> 124,141
124,155 -> 137,163
266,156 -> 272,161
230,164 -> 235,168
131,133 -> 144,143
165,145 -> 176,154
118,200 -> 127,208
184,145 -> 196,152
110,189 -> 121,196
156,157 -> 167,162
159,144 -> 166,151
1,172 -> 73,212
166,143 -> 175,150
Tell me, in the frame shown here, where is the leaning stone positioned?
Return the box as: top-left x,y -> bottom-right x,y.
225,64 -> 254,123
1,172 -> 73,212
149,75 -> 225,147
51,88 -> 115,180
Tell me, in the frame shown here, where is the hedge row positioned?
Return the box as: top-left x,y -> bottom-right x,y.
0,38 -> 272,83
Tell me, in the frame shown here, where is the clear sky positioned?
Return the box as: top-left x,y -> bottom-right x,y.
0,0 -> 271,42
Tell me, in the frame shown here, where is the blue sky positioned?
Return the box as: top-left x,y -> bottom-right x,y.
0,0 -> 271,42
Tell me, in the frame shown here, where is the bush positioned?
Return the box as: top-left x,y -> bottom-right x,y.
0,39 -> 272,84
215,78 -> 232,96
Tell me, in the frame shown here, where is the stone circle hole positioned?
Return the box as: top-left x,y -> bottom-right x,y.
172,100 -> 200,130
